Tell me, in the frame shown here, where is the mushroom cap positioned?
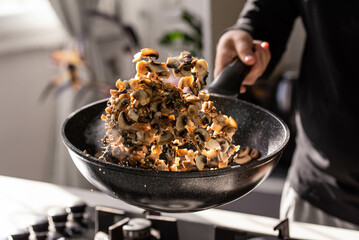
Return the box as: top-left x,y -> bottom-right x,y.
158,131 -> 174,145
118,111 -> 132,130
133,89 -> 148,101
176,115 -> 188,130
141,48 -> 159,59
194,128 -> 210,142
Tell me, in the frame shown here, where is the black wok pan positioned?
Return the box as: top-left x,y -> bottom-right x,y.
61,59 -> 290,213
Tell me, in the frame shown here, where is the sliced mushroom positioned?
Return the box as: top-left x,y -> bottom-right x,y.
188,82 -> 200,96
184,95 -> 201,103
182,160 -> 193,169
192,115 -> 202,127
118,111 -> 132,130
206,139 -> 221,150
201,114 -> 212,126
211,119 -> 223,133
101,49 -> 248,171
194,128 -> 210,142
129,79 -> 140,90
141,48 -> 159,59
180,65 -> 192,77
136,131 -> 145,141
133,48 -> 159,62
115,79 -> 126,92
203,101 -> 214,112
178,76 -> 194,89
198,91 -> 210,101
226,145 -> 238,157
115,96 -> 130,110
128,109 -> 139,122
133,89 -> 151,106
216,114 -> 226,123
204,150 -> 219,168
217,138 -> 230,152
234,155 -> 252,165
136,60 -> 149,76
176,148 -> 188,156
176,115 -> 188,130
222,126 -> 236,136
195,155 -> 207,171
180,51 -> 192,59
156,159 -> 169,171
195,59 -> 208,75
166,57 -> 180,68
175,128 -> 188,138
188,104 -> 199,116
158,131 -> 174,145
149,61 -> 171,78
218,151 -> 229,162
150,101 -> 161,112
227,117 -> 238,129
250,149 -> 260,159
239,146 -> 250,157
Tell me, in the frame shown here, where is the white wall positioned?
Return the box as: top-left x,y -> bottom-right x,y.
0,50 -> 57,181
0,1 -> 67,182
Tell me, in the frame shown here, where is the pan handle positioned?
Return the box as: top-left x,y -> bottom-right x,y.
207,57 -> 251,97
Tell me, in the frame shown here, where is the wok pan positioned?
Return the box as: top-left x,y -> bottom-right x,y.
61,59 -> 290,213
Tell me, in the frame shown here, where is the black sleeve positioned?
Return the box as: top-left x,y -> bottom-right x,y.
229,0 -> 299,77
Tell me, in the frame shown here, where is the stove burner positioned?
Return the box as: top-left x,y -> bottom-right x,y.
122,218 -> 153,239
94,206 -> 177,240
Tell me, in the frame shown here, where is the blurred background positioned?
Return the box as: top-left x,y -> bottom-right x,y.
0,0 -> 305,189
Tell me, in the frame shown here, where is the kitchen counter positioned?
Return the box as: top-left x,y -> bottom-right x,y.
1,175 -> 359,240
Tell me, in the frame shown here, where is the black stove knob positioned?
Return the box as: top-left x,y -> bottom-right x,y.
47,208 -> 68,224
8,228 -> 30,240
28,216 -> 49,240
122,218 -> 152,240
66,200 -> 87,214
66,200 -> 87,226
29,216 -> 49,233
66,200 -> 88,236
47,208 -> 70,240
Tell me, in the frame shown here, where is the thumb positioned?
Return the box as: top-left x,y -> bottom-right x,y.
214,49 -> 236,78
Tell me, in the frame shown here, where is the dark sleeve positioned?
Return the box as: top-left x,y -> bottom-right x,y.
229,0 -> 299,77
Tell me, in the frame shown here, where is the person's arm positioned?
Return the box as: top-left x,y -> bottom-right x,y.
214,0 -> 298,92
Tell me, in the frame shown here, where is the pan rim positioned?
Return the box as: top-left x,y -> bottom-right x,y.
61,96 -> 290,178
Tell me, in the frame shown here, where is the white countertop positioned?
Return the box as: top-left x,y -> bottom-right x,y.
1,175 -> 359,240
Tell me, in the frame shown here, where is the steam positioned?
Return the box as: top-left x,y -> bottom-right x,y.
84,114 -> 106,155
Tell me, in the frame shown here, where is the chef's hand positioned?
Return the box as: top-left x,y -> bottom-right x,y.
214,29 -> 271,93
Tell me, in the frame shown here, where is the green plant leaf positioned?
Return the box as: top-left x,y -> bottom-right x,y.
159,31 -> 185,45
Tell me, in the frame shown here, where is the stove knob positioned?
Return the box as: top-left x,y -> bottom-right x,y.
66,200 -> 88,237
7,228 -> 30,240
66,200 -> 87,215
29,216 -> 49,233
28,216 -> 49,240
66,200 -> 87,227
122,218 -> 152,240
47,208 -> 68,224
47,208 -> 70,239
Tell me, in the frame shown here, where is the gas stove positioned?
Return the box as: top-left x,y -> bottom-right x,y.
8,201 -> 291,240
2,175 -> 359,240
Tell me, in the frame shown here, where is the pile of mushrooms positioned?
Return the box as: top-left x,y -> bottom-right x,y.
99,48 -> 259,171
